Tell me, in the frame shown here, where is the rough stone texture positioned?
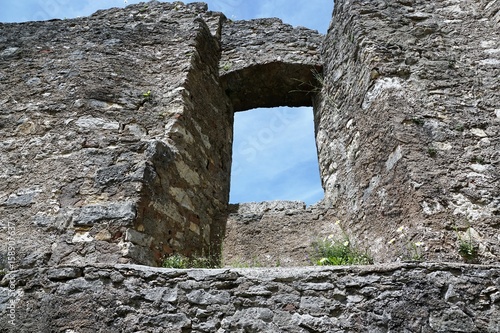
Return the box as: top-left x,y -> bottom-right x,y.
220,18 -> 323,111
0,1 -> 322,268
223,0 -> 499,267
223,201 -> 341,267
1,1 -> 499,331
1,263 -> 499,332
315,0 -> 500,263
0,1 -> 232,267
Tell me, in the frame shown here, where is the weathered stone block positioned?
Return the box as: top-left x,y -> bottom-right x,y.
73,202 -> 136,226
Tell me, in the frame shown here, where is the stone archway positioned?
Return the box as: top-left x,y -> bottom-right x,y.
218,19 -> 325,266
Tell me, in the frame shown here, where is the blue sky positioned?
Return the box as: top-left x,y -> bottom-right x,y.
0,0 -> 333,205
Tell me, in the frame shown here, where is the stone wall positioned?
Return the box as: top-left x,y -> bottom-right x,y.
223,0 -> 499,266
4,0 -> 496,269
315,0 -> 499,263
220,18 -> 323,111
1,263 -> 499,332
223,201 -> 338,267
1,1 -> 499,332
0,2 -> 233,267
0,1 -> 322,268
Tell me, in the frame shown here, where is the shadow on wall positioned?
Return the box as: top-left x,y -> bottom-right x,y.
222,62 -> 322,111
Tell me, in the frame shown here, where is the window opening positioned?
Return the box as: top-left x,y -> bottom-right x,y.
230,106 -> 323,205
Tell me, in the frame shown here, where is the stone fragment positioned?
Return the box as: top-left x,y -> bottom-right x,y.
300,296 -> 334,316
187,289 -> 230,305
229,307 -> 275,331
124,123 -> 147,136
143,287 -> 177,303
3,189 -> 38,207
175,160 -> 200,185
429,307 -> 475,332
47,267 -> 82,281
0,47 -> 19,57
74,116 -> 120,130
470,128 -> 488,137
385,145 -> 402,171
95,164 -> 130,186
95,229 -> 112,241
73,202 -> 136,226
125,229 -> 152,247
26,77 -> 41,86
72,232 -> 93,243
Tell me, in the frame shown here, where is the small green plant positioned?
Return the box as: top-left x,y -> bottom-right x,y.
162,254 -> 189,268
411,118 -> 425,126
291,68 -> 323,95
427,147 -> 437,157
455,226 -> 478,262
138,90 -> 152,107
310,68 -> 327,95
222,62 -> 232,71
387,226 -> 426,261
407,241 -> 425,261
311,221 -> 372,266
455,123 -> 465,131
162,254 -> 217,269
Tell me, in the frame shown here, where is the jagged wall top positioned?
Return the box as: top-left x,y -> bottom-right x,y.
220,18 -> 323,110
0,1 -> 323,268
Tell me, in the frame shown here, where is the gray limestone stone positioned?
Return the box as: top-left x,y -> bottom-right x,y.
0,263 -> 499,332
0,1 -> 498,332
73,202 -> 136,226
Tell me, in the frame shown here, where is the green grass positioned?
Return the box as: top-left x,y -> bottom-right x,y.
310,222 -> 373,266
456,227 -> 479,262
311,238 -> 373,265
427,147 -> 437,157
162,254 -> 218,269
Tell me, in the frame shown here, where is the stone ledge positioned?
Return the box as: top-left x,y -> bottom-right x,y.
1,262 -> 499,332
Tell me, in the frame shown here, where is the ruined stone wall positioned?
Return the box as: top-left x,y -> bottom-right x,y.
224,0 -> 499,266
315,0 -> 500,263
1,263 -> 499,332
0,1 -> 322,269
223,201 -> 343,267
0,2 -> 234,268
220,18 -> 323,110
1,1 -> 500,332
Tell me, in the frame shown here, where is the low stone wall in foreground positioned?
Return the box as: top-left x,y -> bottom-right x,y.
1,262 -> 499,332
